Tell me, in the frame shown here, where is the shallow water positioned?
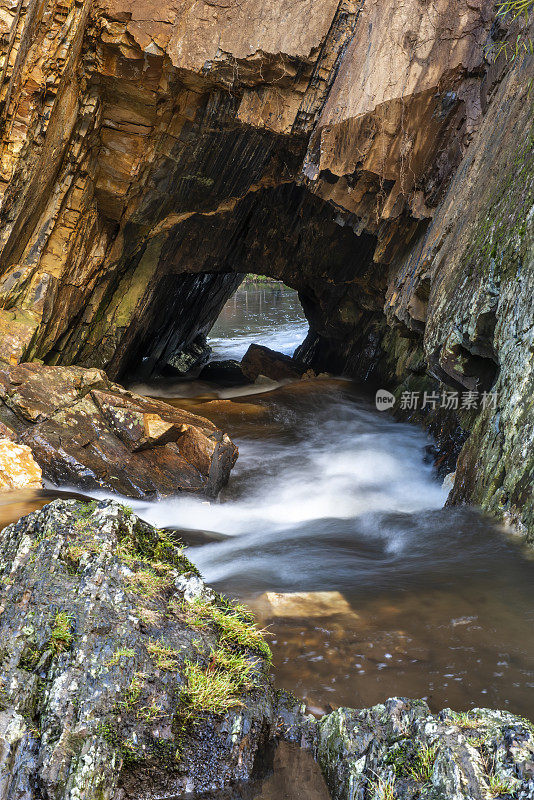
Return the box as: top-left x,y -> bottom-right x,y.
120,377 -> 534,719
207,282 -> 309,361
3,284 -> 534,727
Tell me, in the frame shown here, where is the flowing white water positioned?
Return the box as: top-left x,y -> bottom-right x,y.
109,385 -> 448,586
60,283 -> 534,717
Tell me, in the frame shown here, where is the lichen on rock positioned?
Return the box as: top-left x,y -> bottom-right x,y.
317,698 -> 534,800
0,499 -> 275,799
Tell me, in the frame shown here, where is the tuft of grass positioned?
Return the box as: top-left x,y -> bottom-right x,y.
210,645 -> 258,689
487,0 -> 534,64
371,774 -> 396,800
146,640 -> 181,671
406,744 -> 438,784
182,598 -> 271,662
136,700 -> 168,721
50,612 -> 74,655
180,660 -> 244,717
137,606 -> 163,627
497,0 -> 534,20
487,773 -> 517,796
63,537 -> 102,572
179,642 -> 260,719
106,647 -> 135,668
126,569 -> 172,599
118,673 -> 145,711
450,711 -> 484,730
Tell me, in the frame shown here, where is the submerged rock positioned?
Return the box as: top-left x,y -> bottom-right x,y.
248,591 -> 356,621
317,698 -> 534,800
241,345 -> 306,383
0,500 -> 276,799
0,364 -> 238,498
198,360 -> 247,386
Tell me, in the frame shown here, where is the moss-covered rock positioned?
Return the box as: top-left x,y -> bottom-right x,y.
317,698 -> 534,800
0,499 -> 276,799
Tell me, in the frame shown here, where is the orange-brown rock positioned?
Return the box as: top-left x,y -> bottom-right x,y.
0,0 -> 531,537
0,439 -> 42,491
0,0 -> 498,383
0,363 -> 237,498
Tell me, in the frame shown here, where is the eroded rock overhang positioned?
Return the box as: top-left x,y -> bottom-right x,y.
0,0 -> 494,376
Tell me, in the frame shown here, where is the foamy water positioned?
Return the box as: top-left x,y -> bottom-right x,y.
83,383 -> 448,587
49,284 -> 534,717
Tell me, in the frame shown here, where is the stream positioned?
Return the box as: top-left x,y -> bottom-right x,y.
130,283 -> 534,721
2,283 -> 533,729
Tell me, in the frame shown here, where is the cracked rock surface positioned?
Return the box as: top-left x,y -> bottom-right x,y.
0,499 -> 278,799
0,363 -> 237,498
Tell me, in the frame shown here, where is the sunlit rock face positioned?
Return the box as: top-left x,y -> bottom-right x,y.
0,363 -> 238,497
0,0 -> 493,379
0,0 -> 532,535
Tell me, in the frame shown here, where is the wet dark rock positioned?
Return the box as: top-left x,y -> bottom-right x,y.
240,346 -> 306,383
317,698 -> 534,800
0,363 -> 238,499
163,336 -> 212,378
0,501 -> 533,799
0,500 -> 277,800
199,360 -> 248,387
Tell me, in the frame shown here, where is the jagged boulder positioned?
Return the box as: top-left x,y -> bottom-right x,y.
240,345 -> 306,383
317,698 -> 534,800
0,364 -> 238,498
0,499 -> 278,799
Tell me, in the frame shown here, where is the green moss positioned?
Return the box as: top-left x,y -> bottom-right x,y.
18,642 -> 44,672
106,648 -> 135,668
119,522 -> 200,578
49,611 -> 74,655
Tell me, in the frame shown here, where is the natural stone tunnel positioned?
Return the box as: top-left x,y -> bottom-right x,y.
91,183 -> 383,381
0,0 -> 494,382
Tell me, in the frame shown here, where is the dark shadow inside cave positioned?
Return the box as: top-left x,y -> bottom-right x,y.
107,183 -> 390,385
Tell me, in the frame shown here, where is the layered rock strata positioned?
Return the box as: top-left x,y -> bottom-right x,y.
0,0 -> 495,379
0,363 -> 237,497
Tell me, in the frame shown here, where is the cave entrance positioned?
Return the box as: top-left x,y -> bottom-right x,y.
110,184 -> 382,385
140,274 -> 311,388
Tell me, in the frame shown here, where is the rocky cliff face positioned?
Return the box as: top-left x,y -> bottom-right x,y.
0,0 -> 495,379
0,1 -> 532,533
